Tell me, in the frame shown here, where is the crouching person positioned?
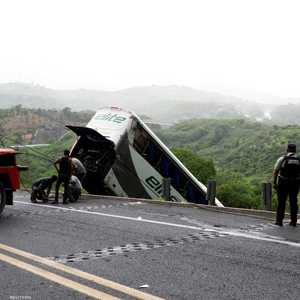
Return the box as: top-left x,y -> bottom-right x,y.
31,175 -> 57,203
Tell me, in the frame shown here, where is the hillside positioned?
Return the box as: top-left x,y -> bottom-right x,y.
2,82 -> 300,124
0,82 -> 273,123
157,118 -> 300,181
0,106 -> 93,146
156,118 -> 300,208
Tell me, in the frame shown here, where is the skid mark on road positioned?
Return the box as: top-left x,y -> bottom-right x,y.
49,231 -> 228,264
181,216 -> 276,234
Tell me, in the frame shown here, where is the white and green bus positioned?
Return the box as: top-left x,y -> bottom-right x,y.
68,106 -> 221,205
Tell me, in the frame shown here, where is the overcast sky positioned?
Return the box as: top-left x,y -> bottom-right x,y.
1,0 -> 300,99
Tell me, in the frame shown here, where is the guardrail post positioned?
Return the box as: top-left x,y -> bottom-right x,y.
206,180 -> 216,205
162,177 -> 171,201
261,182 -> 272,211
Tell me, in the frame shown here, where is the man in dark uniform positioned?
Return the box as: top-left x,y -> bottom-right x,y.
31,175 -> 57,203
273,143 -> 300,227
52,149 -> 73,204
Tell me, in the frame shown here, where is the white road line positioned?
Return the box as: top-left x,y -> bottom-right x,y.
14,200 -> 300,248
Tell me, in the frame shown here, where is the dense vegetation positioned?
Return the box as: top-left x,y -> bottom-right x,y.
0,105 -> 93,145
157,118 -> 299,179
157,118 -> 300,208
171,148 -> 216,184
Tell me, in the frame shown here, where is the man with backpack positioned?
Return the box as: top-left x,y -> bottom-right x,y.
273,143 -> 300,227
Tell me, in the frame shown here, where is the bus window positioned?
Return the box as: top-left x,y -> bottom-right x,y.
144,142 -> 156,164
185,182 -> 195,202
144,141 -> 163,169
169,166 -> 188,196
185,182 -> 207,204
169,165 -> 180,188
160,156 -> 169,177
133,125 -> 149,154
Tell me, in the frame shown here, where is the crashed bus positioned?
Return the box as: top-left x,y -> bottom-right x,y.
68,106 -> 220,205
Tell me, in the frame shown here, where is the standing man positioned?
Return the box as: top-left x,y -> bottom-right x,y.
273,143 -> 300,227
52,149 -> 73,204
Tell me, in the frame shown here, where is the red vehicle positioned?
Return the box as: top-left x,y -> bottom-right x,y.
0,148 -> 24,214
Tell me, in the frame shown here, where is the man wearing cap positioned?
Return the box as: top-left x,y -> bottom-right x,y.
273,143 -> 300,226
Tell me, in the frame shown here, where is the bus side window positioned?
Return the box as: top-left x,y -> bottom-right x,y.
185,182 -> 195,202
144,142 -> 162,169
185,182 -> 206,204
144,142 -> 156,164
170,166 -> 187,196
133,126 -> 148,154
170,167 -> 180,189
160,156 -> 169,177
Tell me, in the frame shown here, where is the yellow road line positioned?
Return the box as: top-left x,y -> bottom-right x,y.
0,252 -> 120,300
0,242 -> 165,300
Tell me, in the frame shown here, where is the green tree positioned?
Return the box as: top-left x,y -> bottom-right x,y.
172,147 -> 216,184
217,180 -> 260,209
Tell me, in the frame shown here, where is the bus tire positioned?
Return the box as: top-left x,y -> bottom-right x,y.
0,182 -> 6,215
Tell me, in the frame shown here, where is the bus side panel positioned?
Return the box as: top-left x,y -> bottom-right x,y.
104,169 -> 128,197
128,144 -> 185,202
131,120 -> 208,204
111,132 -> 152,199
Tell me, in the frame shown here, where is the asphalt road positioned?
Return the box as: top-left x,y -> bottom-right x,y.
0,192 -> 300,300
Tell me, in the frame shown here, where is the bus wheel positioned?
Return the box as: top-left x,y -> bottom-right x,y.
0,182 -> 6,215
